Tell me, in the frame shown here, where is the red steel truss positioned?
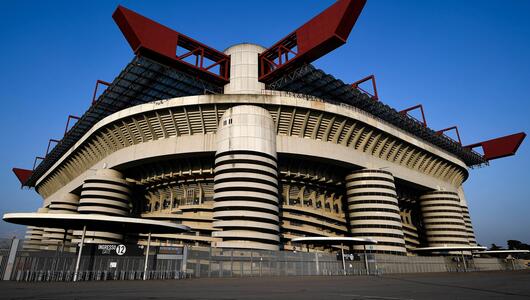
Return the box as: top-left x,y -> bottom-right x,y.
436,126 -> 462,145
92,80 -> 111,104
352,75 -> 378,101
113,6 -> 230,85
64,115 -> 80,137
465,132 -> 526,161
258,0 -> 367,83
400,104 -> 427,127
45,139 -> 60,156
12,168 -> 33,187
32,157 -> 45,171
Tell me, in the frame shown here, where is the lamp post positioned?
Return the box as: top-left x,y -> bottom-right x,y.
143,231 -> 152,280
73,225 -> 87,282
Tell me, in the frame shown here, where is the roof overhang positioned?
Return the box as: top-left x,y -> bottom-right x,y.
476,250 -> 530,254
3,212 -> 190,234
413,246 -> 487,252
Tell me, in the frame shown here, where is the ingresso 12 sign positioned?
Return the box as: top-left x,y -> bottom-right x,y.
80,244 -> 144,256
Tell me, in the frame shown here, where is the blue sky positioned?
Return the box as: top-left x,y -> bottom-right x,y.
0,0 -> 528,247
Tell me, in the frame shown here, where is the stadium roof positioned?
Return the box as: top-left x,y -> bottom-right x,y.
24,56 -> 223,187
267,64 -> 488,166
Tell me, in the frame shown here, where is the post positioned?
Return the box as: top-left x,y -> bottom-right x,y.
2,238 -> 19,281
364,244 -> 370,275
315,252 -> 319,275
73,225 -> 86,282
143,231 -> 152,280
461,251 -> 467,272
340,243 -> 346,275
60,229 -> 68,253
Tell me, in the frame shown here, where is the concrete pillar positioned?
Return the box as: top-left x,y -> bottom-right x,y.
223,43 -> 265,94
74,169 -> 132,244
2,239 -> 19,281
345,169 -> 407,255
213,105 -> 280,250
419,190 -> 469,248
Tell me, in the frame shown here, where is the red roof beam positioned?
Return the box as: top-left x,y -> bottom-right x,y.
92,80 -> 111,104
113,6 -> 230,85
45,139 -> 60,156
32,156 -> 45,171
399,104 -> 427,127
12,168 -> 33,187
465,132 -> 526,161
351,74 -> 378,101
259,0 -> 367,83
436,126 -> 462,145
64,115 -> 80,136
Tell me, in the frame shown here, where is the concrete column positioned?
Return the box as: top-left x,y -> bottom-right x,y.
223,43 -> 265,94
75,169 -> 132,244
2,239 -> 19,281
419,190 -> 469,248
345,169 -> 407,255
213,105 -> 280,251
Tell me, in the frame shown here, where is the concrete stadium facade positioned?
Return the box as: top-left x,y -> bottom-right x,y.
22,43 -> 481,256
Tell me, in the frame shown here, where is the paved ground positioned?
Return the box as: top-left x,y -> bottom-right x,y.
0,270 -> 529,299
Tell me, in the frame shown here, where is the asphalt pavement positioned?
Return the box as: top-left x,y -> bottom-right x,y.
1,270 -> 529,299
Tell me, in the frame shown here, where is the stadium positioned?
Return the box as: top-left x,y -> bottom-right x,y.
7,0 -> 526,260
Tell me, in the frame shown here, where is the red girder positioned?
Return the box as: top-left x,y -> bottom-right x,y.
436,126 -> 462,145
259,0 -> 367,83
33,156 -> 45,171
351,74 -> 378,101
12,168 -> 33,187
92,80 -> 111,104
113,6 -> 229,85
465,132 -> 526,161
64,115 -> 80,136
400,104 -> 427,127
46,139 -> 60,156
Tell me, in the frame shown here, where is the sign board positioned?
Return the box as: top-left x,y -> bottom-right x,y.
158,246 -> 184,255
80,244 -> 144,256
336,252 -> 360,261
109,262 -> 117,268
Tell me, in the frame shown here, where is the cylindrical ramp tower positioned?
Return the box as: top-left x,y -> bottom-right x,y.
23,207 -> 48,251
457,187 -> 477,246
75,169 -> 132,244
213,105 -> 280,250
345,169 -> 407,255
42,193 -> 80,250
419,191 -> 469,249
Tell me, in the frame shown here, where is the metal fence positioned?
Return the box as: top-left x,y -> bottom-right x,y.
185,248 -> 359,277
0,238 -> 526,282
